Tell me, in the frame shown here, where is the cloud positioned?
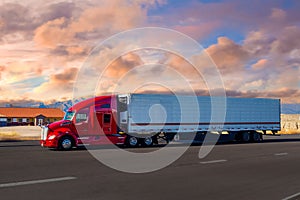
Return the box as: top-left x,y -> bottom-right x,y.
251,59 -> 268,70
95,52 -> 145,94
0,61 -> 44,84
0,65 -> 5,80
244,31 -> 275,55
31,67 -> 78,100
66,45 -> 87,56
105,53 -> 144,78
223,88 -> 300,104
270,8 -> 286,20
41,1 -> 78,22
202,34 -> 299,103
173,21 -> 220,40
271,26 -> 300,55
206,37 -> 250,73
0,0 -> 299,104
34,0 -> 147,49
34,18 -> 73,49
0,3 -> 36,39
52,67 -> 78,82
0,99 -> 35,107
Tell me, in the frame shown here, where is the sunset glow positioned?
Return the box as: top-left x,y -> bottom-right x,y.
0,0 -> 299,104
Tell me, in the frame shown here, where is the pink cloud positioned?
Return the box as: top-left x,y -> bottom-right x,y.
251,59 -> 268,70
103,52 -> 144,78
173,21 -> 220,40
0,0 -> 299,104
206,37 -> 250,73
270,8 -> 287,20
34,18 -> 73,49
31,67 -> 78,101
34,0 -> 147,50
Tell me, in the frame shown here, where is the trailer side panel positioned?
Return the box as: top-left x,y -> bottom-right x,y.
124,94 -> 280,134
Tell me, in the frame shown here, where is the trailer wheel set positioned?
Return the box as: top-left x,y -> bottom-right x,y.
126,136 -> 154,147
234,131 -> 263,142
124,130 -> 263,148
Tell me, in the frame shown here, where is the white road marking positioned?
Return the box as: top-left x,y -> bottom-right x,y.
275,153 -> 288,156
0,176 -> 77,188
200,159 -> 227,164
282,192 -> 300,200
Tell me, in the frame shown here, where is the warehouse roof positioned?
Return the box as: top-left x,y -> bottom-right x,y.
0,107 -> 64,118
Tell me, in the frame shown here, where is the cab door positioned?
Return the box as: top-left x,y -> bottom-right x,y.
94,102 -> 118,135
96,111 -> 112,134
100,111 -> 112,134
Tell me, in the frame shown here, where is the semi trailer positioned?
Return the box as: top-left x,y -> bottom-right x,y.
40,94 -> 281,150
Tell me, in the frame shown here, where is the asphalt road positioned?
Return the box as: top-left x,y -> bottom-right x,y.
1,135 -> 300,200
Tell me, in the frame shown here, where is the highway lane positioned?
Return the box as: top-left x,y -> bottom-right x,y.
0,135 -> 300,200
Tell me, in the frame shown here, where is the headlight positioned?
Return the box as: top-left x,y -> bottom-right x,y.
48,135 -> 56,140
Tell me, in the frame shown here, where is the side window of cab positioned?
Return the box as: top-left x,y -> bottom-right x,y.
94,103 -> 111,112
75,107 -> 89,123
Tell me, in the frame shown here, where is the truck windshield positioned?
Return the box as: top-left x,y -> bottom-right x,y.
64,111 -> 75,120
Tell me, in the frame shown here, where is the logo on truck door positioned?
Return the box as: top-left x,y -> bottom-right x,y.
73,27 -> 226,173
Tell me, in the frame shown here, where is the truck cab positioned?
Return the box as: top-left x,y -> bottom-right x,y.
40,95 -> 126,150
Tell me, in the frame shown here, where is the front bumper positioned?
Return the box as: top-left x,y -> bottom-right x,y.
40,139 -> 58,148
40,126 -> 59,148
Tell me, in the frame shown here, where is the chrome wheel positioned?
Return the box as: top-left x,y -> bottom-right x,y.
143,136 -> 153,146
60,137 -> 73,150
128,136 -> 138,147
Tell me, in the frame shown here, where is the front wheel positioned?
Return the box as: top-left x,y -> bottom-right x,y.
58,136 -> 74,150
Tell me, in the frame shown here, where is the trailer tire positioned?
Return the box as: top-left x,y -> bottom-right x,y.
251,132 -> 261,142
126,136 -> 139,147
242,132 -> 250,142
58,136 -> 74,150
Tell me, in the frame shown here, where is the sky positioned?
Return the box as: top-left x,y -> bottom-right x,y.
0,0 -> 299,105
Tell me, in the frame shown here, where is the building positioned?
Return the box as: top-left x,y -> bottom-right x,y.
0,107 -> 65,126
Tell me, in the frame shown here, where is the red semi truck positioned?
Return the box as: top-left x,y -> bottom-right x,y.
40,94 -> 281,150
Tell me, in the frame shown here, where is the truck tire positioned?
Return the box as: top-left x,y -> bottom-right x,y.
242,132 -> 250,142
141,136 -> 153,147
127,136 -> 139,147
58,136 -> 74,150
251,132 -> 261,142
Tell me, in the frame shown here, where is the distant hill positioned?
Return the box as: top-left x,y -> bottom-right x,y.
44,98 -> 86,113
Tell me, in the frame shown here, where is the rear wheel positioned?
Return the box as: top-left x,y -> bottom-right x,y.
242,132 -> 250,142
141,136 -> 153,147
126,136 -> 139,147
251,132 -> 261,142
58,136 -> 74,150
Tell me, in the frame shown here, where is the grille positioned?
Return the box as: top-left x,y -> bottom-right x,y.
41,126 -> 48,140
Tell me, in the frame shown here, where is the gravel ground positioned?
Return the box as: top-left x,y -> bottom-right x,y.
0,126 -> 41,140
